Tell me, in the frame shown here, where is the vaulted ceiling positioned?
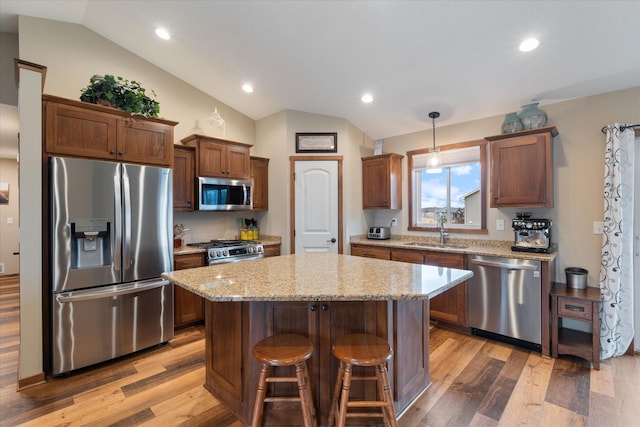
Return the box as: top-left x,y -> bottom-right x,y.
1,0 -> 639,143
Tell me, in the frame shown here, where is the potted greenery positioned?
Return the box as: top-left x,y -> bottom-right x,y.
79,74 -> 160,118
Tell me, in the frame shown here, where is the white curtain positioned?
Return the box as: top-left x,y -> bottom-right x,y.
600,124 -> 635,359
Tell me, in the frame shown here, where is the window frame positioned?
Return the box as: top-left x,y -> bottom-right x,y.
407,139 -> 488,234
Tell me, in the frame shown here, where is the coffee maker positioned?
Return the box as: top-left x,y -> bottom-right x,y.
511,212 -> 555,253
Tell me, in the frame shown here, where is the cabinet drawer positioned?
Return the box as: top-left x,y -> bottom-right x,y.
351,245 -> 390,260
558,297 -> 592,320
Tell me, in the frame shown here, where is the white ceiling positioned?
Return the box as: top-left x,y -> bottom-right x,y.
1,0 -> 639,145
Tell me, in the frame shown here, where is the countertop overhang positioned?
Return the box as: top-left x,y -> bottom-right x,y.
162,253 -> 472,302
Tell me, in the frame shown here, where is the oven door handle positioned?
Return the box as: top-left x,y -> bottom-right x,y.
208,255 -> 264,265
470,259 -> 538,270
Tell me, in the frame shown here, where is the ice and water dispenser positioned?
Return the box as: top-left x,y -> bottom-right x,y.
70,219 -> 111,268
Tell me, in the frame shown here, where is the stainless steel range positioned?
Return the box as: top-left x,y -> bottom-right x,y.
188,240 -> 264,265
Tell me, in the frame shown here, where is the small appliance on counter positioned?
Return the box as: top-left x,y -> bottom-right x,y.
511,212 -> 555,253
368,226 -> 390,240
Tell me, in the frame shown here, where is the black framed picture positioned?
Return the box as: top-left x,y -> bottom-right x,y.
295,132 -> 337,153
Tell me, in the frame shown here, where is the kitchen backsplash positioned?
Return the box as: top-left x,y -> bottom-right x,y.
173,211 -> 267,242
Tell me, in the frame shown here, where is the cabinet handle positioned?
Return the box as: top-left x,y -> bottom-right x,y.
564,304 -> 585,312
310,305 -> 317,312
110,150 -> 115,155
118,151 -> 124,155
321,304 -> 328,311
186,199 -> 191,204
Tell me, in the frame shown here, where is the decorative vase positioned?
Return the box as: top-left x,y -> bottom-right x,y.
501,112 -> 523,134
518,102 -> 547,130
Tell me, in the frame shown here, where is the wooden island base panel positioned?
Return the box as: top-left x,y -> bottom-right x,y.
162,253 -> 472,426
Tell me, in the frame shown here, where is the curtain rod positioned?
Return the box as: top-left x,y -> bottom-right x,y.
600,123 -> 640,134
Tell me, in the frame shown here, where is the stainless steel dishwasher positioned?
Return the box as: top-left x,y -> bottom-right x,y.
468,255 -> 542,350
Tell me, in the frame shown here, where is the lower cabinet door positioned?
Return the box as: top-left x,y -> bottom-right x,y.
174,286 -> 205,327
174,253 -> 205,328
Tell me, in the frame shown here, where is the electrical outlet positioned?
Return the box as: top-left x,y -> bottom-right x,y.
496,219 -> 505,231
6,217 -> 13,224
390,218 -> 398,226
0,263 -> 4,274
593,221 -> 604,234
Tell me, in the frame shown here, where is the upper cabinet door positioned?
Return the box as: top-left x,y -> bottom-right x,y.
117,118 -> 174,166
487,127 -> 557,208
250,156 -> 269,211
198,140 -> 226,177
173,145 -> 196,211
45,100 -> 118,159
225,143 -> 251,179
362,153 -> 403,209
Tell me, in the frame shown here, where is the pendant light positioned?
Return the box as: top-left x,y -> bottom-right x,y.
426,111 -> 442,174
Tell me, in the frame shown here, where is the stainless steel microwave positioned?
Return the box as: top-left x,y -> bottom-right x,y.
197,177 -> 252,211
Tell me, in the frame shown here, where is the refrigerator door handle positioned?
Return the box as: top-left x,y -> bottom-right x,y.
123,167 -> 132,269
55,279 -> 170,303
114,170 -> 122,272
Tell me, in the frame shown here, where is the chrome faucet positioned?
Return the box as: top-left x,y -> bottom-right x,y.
437,212 -> 449,244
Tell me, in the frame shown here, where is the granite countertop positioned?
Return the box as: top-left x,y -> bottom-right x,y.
162,253 -> 472,302
174,235 -> 282,256
350,235 -> 558,262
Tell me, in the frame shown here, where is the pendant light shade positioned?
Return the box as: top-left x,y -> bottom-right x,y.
426,111 -> 442,174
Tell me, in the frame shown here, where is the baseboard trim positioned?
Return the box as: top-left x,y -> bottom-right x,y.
18,372 -> 46,390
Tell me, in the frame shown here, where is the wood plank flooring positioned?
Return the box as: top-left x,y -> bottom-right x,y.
1,275 -> 638,426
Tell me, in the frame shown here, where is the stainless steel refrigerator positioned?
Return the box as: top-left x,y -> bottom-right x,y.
50,156 -> 174,375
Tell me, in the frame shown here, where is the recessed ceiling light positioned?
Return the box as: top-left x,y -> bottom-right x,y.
519,37 -> 539,52
242,83 -> 254,93
155,28 -> 170,40
361,93 -> 373,103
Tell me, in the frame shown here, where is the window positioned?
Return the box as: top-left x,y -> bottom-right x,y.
408,140 -> 487,233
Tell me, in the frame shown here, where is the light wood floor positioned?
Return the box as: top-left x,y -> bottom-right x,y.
1,275 -> 638,426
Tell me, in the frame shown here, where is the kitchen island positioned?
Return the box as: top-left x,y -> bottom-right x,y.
162,253 -> 472,426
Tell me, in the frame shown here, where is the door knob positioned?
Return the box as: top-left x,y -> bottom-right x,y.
310,304 -> 317,312
327,238 -> 336,243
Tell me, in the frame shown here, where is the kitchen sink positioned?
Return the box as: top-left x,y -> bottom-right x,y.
402,242 -> 468,250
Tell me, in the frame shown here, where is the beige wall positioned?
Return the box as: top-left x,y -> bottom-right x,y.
380,87 -> 640,286
250,109 -> 373,254
18,16 -> 255,144
0,158 -> 19,275
0,32 -> 19,106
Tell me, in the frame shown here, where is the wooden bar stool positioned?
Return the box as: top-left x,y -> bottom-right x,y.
328,334 -> 397,427
251,334 -> 317,427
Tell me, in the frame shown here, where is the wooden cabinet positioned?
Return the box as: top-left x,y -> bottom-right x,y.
362,153 -> 403,209
387,246 -> 468,328
350,244 -> 390,260
173,145 -> 195,211
43,94 -> 177,166
425,252 -> 468,328
250,156 -> 269,211
173,253 -> 205,328
262,244 -> 281,257
551,283 -> 601,369
204,299 -> 429,426
486,126 -> 557,208
181,134 -> 252,179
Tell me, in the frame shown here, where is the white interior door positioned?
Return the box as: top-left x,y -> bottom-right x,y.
294,160 -> 338,253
